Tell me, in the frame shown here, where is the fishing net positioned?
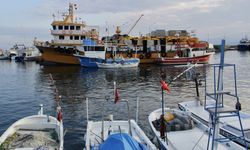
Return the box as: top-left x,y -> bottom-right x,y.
1,129 -> 59,150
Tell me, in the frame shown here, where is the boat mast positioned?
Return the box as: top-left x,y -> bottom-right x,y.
213,39 -> 225,149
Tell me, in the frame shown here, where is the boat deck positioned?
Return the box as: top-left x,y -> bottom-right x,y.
86,120 -> 156,150
178,100 -> 250,147
1,128 -> 59,149
168,126 -> 242,150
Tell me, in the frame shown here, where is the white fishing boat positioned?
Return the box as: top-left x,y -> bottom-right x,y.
86,119 -> 156,150
0,104 -> 64,150
148,108 -> 244,150
23,46 -> 41,61
149,41 -> 247,149
177,40 -> 250,149
84,82 -> 156,150
178,100 -> 250,148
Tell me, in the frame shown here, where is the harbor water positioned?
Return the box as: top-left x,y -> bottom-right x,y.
0,51 -> 250,149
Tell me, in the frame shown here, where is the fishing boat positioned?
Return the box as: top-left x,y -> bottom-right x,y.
34,3 -> 99,65
148,108 -> 244,150
156,47 -> 211,65
238,37 -> 250,51
104,29 -> 212,64
74,44 -> 140,68
0,55 -> 8,60
178,40 -> 250,149
23,46 -> 41,61
84,82 -> 156,150
73,41 -> 106,67
0,49 -> 8,60
0,104 -> 64,150
149,42 -> 247,149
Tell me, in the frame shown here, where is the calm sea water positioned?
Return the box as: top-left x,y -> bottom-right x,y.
0,51 -> 250,149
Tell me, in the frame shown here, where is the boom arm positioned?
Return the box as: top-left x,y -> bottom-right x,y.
127,14 -> 144,35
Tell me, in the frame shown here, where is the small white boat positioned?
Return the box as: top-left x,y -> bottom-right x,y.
148,108 -> 244,150
85,119 -> 156,150
178,39 -> 249,149
96,58 -> 140,69
0,104 -> 64,150
178,100 -> 250,148
84,82 -> 156,150
23,46 -> 41,61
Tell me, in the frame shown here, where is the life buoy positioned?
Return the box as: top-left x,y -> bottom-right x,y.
139,54 -> 144,59
161,52 -> 166,57
146,53 -> 152,59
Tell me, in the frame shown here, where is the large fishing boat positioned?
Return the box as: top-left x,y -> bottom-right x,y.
34,3 -> 99,65
104,29 -> 212,64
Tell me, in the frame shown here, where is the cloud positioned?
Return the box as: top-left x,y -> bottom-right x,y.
0,0 -> 250,48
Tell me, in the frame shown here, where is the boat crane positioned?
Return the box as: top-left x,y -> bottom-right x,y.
127,14 -> 144,35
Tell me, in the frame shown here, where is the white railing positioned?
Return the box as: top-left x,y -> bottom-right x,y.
53,40 -> 82,45
51,30 -> 87,35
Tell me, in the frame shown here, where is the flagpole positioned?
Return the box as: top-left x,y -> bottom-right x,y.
101,99 -> 105,142
161,88 -> 164,115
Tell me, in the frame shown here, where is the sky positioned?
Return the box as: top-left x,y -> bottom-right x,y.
0,0 -> 250,49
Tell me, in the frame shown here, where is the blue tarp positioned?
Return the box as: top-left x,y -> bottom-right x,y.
99,133 -> 147,150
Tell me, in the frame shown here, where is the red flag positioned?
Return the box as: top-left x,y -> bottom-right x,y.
160,80 -> 170,93
114,82 -> 120,103
115,88 -> 120,103
57,110 -> 62,122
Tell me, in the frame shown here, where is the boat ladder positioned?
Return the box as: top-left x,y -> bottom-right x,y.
204,40 -> 247,150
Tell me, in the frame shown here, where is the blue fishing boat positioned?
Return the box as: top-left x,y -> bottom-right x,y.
74,40 -> 140,68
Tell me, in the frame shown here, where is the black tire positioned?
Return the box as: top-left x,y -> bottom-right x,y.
161,52 -> 166,57
146,53 -> 151,59
139,54 -> 144,59
127,53 -> 132,58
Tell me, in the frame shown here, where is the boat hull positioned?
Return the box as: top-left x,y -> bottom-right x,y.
0,56 -> 9,60
238,45 -> 250,51
97,58 -> 140,69
15,56 -> 25,62
74,54 -> 104,67
36,46 -> 80,65
157,54 -> 211,65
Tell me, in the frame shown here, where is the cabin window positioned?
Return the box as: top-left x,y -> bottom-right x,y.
75,36 -> 79,40
58,26 -> 63,30
70,26 -> 75,30
70,36 -> 73,40
81,36 -> 85,40
59,35 -> 64,40
53,26 -> 56,30
76,26 -> 81,30
64,26 -> 69,30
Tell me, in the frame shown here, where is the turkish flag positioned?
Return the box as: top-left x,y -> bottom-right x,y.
114,88 -> 120,104
160,80 -> 170,93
